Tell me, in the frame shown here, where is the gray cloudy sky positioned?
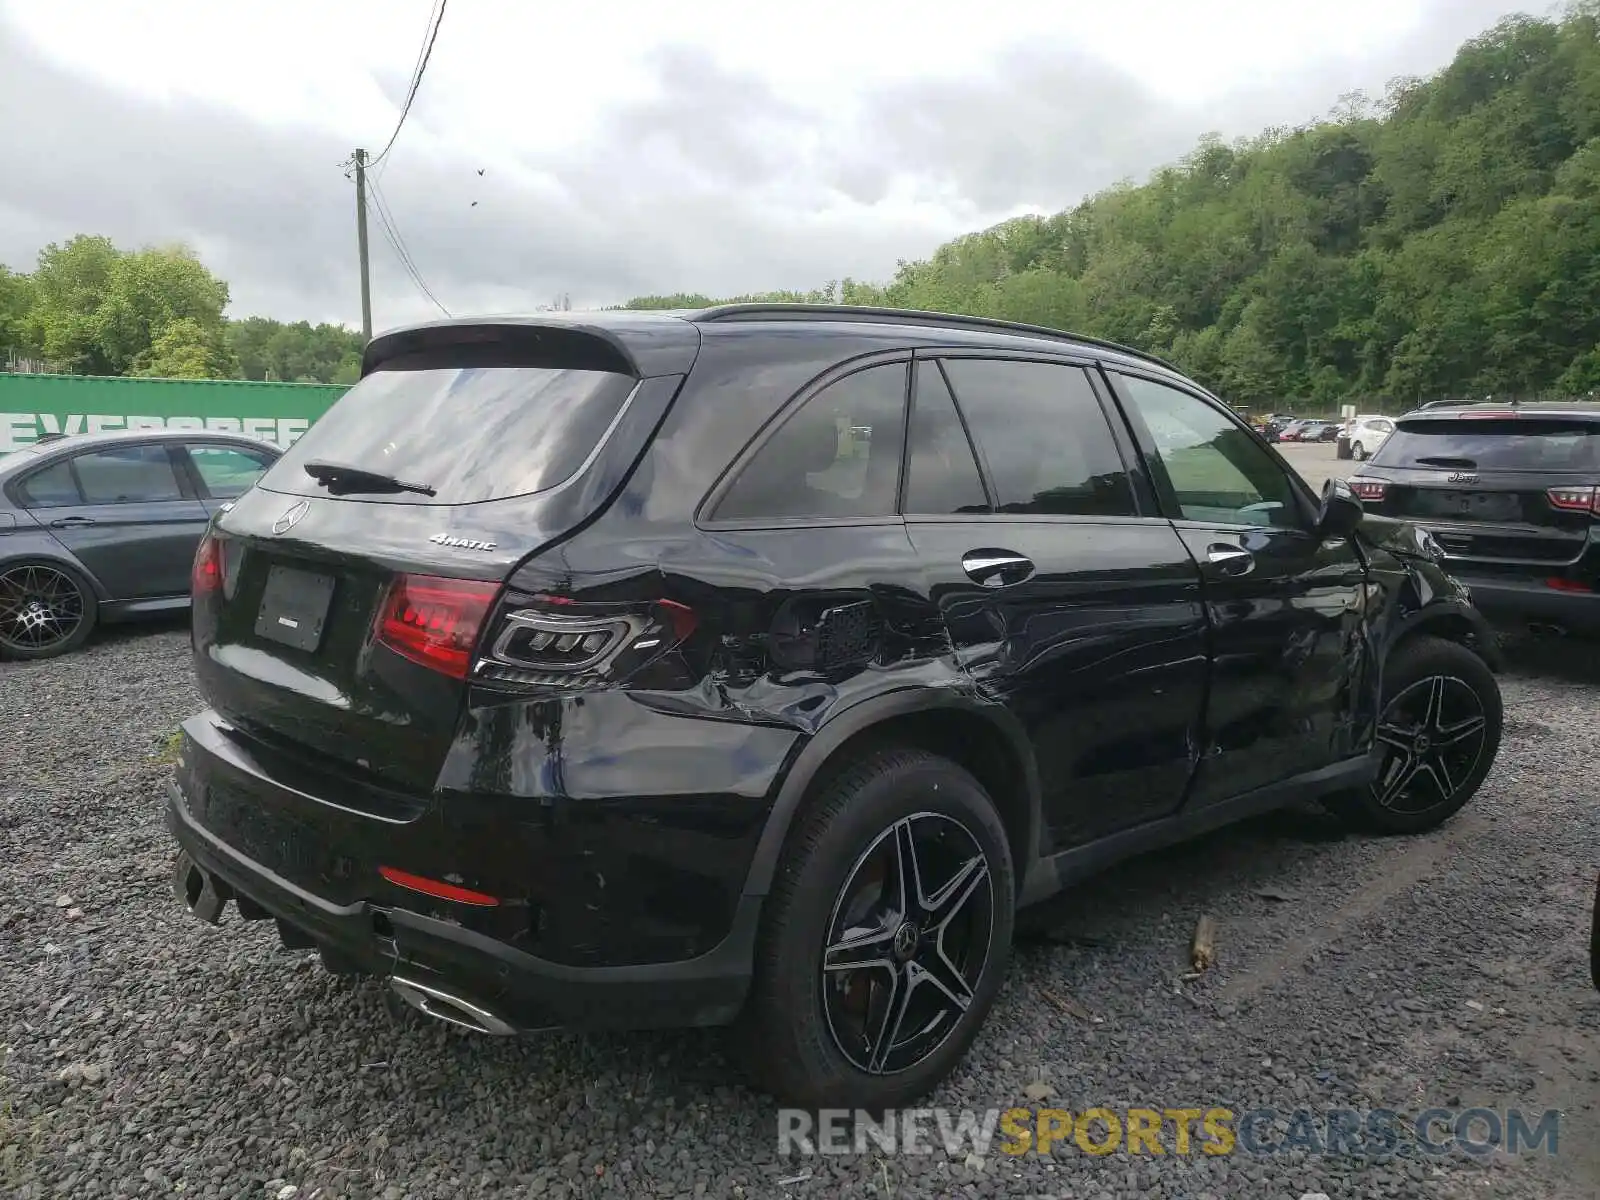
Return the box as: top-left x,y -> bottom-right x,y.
0,0 -> 1536,331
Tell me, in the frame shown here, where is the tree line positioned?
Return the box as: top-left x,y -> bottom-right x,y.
625,6 -> 1600,411
0,236 -> 362,385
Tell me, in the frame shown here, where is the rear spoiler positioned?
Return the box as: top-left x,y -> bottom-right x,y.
361,317 -> 701,380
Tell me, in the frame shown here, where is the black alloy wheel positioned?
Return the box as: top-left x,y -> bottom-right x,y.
1373,674 -> 1489,815
821,812 -> 996,1076
736,748 -> 1015,1109
0,562 -> 97,660
1326,635 -> 1502,835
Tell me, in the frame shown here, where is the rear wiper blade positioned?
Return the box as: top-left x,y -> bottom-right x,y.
303,460 -> 436,497
1414,456 -> 1477,468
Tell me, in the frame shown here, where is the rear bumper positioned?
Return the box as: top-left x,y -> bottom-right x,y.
165,710 -> 769,1032
167,779 -> 760,1030
1453,574 -> 1600,634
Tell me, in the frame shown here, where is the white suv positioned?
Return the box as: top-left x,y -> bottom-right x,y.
1347,415 -> 1395,461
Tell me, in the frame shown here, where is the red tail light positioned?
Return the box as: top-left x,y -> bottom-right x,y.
1349,478 -> 1387,501
1546,577 -> 1593,593
472,594 -> 698,692
192,531 -> 222,597
375,575 -> 499,680
1546,486 -> 1600,515
379,865 -> 500,906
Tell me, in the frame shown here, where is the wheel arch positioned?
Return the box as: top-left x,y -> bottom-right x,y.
740,691 -> 1041,901
0,546 -> 110,604
1387,595 -> 1504,674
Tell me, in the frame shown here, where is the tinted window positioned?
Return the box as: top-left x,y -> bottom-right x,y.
904,362 -> 988,515
259,366 -> 636,505
1374,418 -> 1600,471
714,363 -> 907,521
188,444 -> 276,499
74,445 -> 184,504
1117,375 -> 1305,529
18,460 -> 80,508
940,359 -> 1134,517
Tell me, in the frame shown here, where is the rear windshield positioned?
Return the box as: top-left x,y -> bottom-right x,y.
258,366 -> 637,505
1373,418 -> 1600,472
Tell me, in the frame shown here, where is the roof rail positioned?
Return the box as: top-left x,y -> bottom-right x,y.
688,303 -> 1186,375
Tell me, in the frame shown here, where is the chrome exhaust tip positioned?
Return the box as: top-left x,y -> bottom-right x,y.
171,850 -> 231,925
388,976 -> 517,1037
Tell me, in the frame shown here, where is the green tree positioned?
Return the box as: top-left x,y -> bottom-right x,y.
20,236 -> 232,376
133,317 -> 239,379
0,266 -> 33,363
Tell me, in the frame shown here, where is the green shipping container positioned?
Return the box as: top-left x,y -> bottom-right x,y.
0,373 -> 351,456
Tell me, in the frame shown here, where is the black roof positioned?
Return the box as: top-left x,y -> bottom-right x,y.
1399,399 -> 1600,421
363,304 -> 1189,383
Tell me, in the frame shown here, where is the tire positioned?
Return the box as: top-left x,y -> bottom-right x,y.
1590,870 -> 1600,993
735,748 -> 1015,1109
1352,442 -> 1367,461
1326,635 -> 1502,835
0,559 -> 99,661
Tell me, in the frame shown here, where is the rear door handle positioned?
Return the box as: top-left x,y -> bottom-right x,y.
1204,543 -> 1254,577
49,516 -> 96,528
962,550 -> 1035,588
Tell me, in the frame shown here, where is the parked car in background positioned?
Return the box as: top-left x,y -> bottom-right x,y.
1349,400 -> 1600,636
1276,420 -> 1311,442
166,304 -> 1504,1109
0,428 -> 282,660
1347,415 -> 1396,461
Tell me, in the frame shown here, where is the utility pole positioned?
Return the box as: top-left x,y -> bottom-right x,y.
354,148 -> 373,340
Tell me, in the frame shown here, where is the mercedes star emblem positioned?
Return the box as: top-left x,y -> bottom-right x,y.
271,500 -> 311,535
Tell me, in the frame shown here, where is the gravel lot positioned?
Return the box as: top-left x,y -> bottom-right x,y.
5,472 -> 1600,1198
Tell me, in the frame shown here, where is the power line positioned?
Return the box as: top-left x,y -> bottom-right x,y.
367,178 -> 451,317
367,0 -> 449,173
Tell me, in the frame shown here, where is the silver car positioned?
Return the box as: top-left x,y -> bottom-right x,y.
0,428 -> 281,660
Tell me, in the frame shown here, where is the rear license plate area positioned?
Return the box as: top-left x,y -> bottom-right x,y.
1411,490 -> 1519,522
254,564 -> 335,652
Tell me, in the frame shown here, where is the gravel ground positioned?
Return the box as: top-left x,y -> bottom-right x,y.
4,617 -> 1600,1200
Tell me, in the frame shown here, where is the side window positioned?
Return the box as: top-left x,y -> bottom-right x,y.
940,358 -> 1136,517
18,460 -> 81,508
904,361 -> 989,515
1116,374 -> 1306,530
73,445 -> 184,504
714,362 -> 908,521
188,444 -> 275,499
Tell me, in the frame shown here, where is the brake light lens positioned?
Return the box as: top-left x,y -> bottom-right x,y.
1349,478 -> 1387,501
192,531 -> 222,597
1546,486 -> 1600,515
472,594 -> 698,692
379,865 -> 500,906
375,575 -> 499,680
1546,577 -> 1593,593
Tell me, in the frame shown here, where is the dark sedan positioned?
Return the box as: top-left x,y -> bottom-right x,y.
0,428 -> 282,660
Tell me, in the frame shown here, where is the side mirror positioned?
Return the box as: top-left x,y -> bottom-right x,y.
1316,477 -> 1364,539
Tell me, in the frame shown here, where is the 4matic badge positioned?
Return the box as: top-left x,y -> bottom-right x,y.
429,533 -> 497,552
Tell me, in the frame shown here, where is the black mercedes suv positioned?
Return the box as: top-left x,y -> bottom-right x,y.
1348,400 -> 1600,637
167,305 -> 1504,1108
